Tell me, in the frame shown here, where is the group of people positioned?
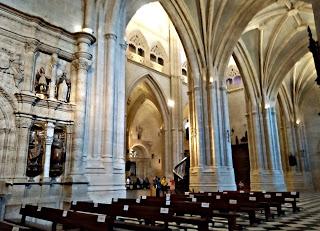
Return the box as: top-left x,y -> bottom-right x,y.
153,176 -> 172,197
126,174 -> 175,197
126,175 -> 150,190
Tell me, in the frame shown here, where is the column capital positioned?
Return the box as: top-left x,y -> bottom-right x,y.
104,33 -> 117,41
71,57 -> 92,71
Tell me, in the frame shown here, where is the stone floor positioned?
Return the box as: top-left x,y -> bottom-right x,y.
126,190 -> 320,230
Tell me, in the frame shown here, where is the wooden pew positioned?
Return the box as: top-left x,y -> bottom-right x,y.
0,221 -> 31,231
112,202 -> 210,231
20,204 -> 113,231
72,200 -> 210,231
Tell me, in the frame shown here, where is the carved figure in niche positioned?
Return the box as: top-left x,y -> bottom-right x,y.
35,67 -> 50,95
26,127 -> 45,177
56,72 -> 71,102
136,125 -> 143,140
49,130 -> 66,177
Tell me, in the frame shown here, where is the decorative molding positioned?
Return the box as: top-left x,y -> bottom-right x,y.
24,39 -> 40,53
15,114 -> 33,128
71,57 -> 92,71
0,47 -> 24,88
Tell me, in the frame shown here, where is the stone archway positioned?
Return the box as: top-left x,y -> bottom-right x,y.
126,74 -> 170,180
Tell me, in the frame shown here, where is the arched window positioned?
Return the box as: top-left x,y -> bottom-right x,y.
158,57 -> 164,66
129,43 -> 136,53
138,48 -> 145,57
150,53 -> 157,62
182,68 -> 187,76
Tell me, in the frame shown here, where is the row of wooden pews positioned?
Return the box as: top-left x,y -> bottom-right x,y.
0,221 -> 31,231
16,190 -> 300,231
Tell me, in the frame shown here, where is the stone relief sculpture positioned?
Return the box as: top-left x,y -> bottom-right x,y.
49,129 -> 66,177
56,71 -> 71,102
26,124 -> 45,177
0,47 -> 24,88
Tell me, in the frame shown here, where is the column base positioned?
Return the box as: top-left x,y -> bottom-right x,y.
85,160 -> 126,202
285,171 -> 314,192
250,169 -> 286,191
189,166 -> 236,192
63,175 -> 90,202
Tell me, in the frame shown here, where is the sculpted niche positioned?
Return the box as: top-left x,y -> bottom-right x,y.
26,123 -> 46,178
34,53 -> 71,102
49,127 -> 66,178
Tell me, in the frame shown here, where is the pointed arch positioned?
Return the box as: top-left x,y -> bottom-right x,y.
126,74 -> 169,131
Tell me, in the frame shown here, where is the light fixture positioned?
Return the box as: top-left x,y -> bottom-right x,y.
296,119 -> 301,125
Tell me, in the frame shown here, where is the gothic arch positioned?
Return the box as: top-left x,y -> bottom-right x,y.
127,74 -> 169,131
126,73 -> 172,175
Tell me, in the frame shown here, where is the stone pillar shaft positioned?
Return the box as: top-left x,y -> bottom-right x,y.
43,121 -> 55,178
248,105 -> 286,191
70,32 -> 95,179
103,33 -> 117,160
113,41 -> 127,168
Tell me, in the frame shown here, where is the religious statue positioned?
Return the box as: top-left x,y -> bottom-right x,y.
49,132 -> 66,177
56,72 -> 71,102
136,125 -> 143,140
307,26 -> 320,86
26,129 -> 44,177
35,67 -> 50,95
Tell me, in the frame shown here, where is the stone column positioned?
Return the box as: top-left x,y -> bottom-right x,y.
170,75 -> 184,167
22,39 -> 39,93
48,54 -> 58,100
43,121 -> 55,178
248,105 -> 286,191
113,41 -> 128,170
103,33 -> 117,160
14,115 -> 33,179
70,32 -> 95,181
207,80 -> 236,191
169,22 -> 184,168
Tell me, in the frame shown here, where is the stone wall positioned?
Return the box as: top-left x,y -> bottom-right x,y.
0,0 -> 83,32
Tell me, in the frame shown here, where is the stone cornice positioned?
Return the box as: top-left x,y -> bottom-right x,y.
0,3 -> 74,40
14,93 -> 75,122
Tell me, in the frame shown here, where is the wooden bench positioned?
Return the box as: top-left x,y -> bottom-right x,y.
72,200 -> 210,231
20,204 -> 113,231
0,221 -> 31,231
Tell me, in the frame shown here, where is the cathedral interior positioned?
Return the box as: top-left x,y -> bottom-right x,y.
0,0 -> 320,230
